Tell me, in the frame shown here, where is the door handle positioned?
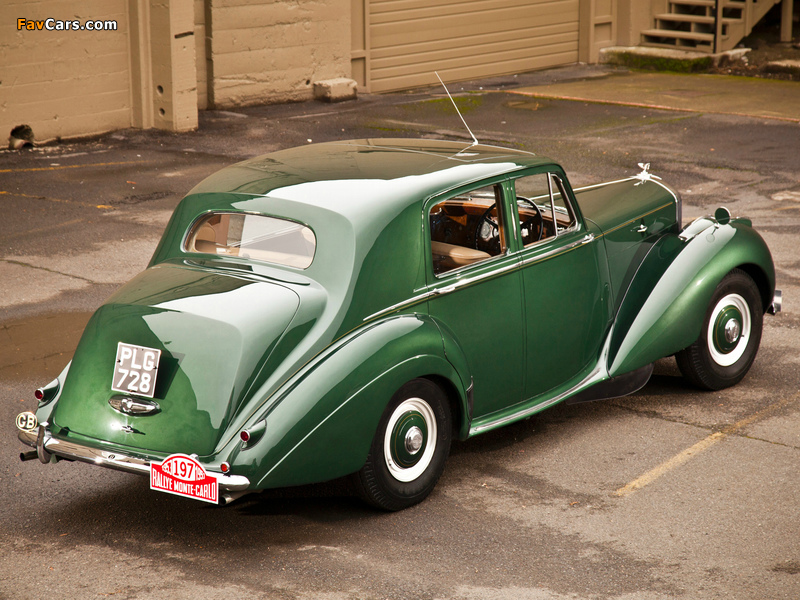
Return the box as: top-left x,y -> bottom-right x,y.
636,224 -> 648,234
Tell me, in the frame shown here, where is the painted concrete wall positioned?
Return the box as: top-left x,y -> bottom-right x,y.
1,0 -> 132,142
206,0 -> 352,108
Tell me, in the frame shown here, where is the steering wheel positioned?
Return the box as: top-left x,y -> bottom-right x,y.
474,204 -> 502,254
516,196 -> 543,245
474,197 -> 543,253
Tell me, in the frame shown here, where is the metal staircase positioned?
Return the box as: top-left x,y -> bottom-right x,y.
642,0 -> 783,53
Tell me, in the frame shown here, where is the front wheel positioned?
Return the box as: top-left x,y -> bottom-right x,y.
352,379 -> 452,511
676,269 -> 763,390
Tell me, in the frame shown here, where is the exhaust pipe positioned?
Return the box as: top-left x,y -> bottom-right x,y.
768,290 -> 782,315
220,491 -> 252,505
20,450 -> 38,462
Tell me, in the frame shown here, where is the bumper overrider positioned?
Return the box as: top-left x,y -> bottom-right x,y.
18,425 -> 250,504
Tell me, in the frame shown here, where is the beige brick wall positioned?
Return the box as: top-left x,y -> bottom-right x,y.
206,0 -> 351,108
0,0 -> 131,142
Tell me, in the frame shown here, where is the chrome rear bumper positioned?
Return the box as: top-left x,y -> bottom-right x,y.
18,427 -> 250,494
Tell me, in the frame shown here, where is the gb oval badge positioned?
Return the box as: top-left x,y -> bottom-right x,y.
16,411 -> 38,432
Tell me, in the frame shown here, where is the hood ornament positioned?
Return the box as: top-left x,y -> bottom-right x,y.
109,396 -> 160,416
634,162 -> 662,186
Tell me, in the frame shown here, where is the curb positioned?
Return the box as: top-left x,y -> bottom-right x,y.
599,46 -> 750,73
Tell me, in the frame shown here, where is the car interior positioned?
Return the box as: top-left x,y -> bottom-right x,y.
429,177 -> 574,275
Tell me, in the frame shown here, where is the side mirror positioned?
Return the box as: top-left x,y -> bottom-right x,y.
714,207 -> 731,225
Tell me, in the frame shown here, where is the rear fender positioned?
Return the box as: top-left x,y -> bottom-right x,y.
34,362 -> 71,424
223,315 -> 466,489
608,221 -> 775,377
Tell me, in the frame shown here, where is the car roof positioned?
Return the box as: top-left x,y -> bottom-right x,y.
187,139 -> 553,210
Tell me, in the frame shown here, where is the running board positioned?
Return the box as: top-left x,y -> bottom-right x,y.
565,363 -> 653,405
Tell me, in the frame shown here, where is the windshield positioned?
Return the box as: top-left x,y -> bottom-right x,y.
185,212 -> 316,269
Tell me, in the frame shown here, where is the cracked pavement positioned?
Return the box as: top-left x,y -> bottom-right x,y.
1,65 -> 798,599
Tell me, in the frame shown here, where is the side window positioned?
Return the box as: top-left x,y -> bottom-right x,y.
185,212 -> 316,269
429,184 -> 506,275
513,173 -> 577,247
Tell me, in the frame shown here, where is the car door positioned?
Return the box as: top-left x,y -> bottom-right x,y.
424,180 -> 525,420
508,169 -> 611,401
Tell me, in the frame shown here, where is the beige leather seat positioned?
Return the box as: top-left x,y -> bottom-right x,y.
194,223 -> 222,253
431,241 -> 490,273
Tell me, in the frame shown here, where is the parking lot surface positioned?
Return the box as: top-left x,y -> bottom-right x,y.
1,65 -> 798,599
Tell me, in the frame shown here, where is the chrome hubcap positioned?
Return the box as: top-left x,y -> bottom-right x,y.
707,293 -> 751,367
405,426 -> 424,454
724,318 -> 741,344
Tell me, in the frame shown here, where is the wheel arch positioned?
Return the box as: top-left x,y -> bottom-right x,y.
608,222 -> 775,377
223,314 -> 467,490
736,261 -> 773,315
420,373 -> 468,441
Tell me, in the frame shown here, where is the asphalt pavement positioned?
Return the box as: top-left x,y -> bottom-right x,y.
1,64 -> 799,600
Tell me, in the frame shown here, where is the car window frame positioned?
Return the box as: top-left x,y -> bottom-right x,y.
424,177 -> 520,281
505,167 -> 583,255
181,209 -> 317,271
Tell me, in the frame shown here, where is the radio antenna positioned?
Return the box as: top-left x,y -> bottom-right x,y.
435,71 -> 479,147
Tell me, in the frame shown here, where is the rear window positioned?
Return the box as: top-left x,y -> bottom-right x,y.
185,212 -> 316,269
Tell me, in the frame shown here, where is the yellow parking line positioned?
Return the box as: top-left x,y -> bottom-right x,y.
0,190 -> 112,210
0,160 -> 145,174
616,392 -> 799,497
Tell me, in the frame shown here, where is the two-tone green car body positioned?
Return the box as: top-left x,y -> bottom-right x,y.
17,139 -> 780,510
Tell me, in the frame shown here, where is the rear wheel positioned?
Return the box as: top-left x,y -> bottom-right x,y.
676,269 -> 763,390
353,379 -> 452,511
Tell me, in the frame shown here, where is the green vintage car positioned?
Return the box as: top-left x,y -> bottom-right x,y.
17,139 -> 780,510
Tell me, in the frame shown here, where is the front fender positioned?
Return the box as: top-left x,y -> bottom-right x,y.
224,314 -> 465,489
608,220 -> 775,377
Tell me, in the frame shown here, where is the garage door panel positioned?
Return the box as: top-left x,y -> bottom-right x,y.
372,3 -> 576,40
372,12 -> 575,51
371,23 -> 575,60
368,0 -> 579,92
372,38 -> 578,81
370,0 -> 564,21
372,51 -> 578,91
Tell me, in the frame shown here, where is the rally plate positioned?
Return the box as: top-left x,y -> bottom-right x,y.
150,454 -> 219,504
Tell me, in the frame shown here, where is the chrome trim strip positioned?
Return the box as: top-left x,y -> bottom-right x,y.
109,396 -> 160,416
366,232 -> 594,322
573,177 -> 637,192
469,363 -> 606,435
364,258 -> 523,322
21,428 -> 250,492
469,334 -> 613,436
520,233 -> 594,266
363,291 -> 436,322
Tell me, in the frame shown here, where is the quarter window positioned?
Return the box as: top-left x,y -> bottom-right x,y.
185,212 -> 316,269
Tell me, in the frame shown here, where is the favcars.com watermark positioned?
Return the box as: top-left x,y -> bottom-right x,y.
17,18 -> 118,31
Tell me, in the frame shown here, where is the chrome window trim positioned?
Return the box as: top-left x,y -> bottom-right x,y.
519,232 -> 594,267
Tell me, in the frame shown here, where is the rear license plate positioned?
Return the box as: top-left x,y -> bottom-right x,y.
112,342 -> 161,398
